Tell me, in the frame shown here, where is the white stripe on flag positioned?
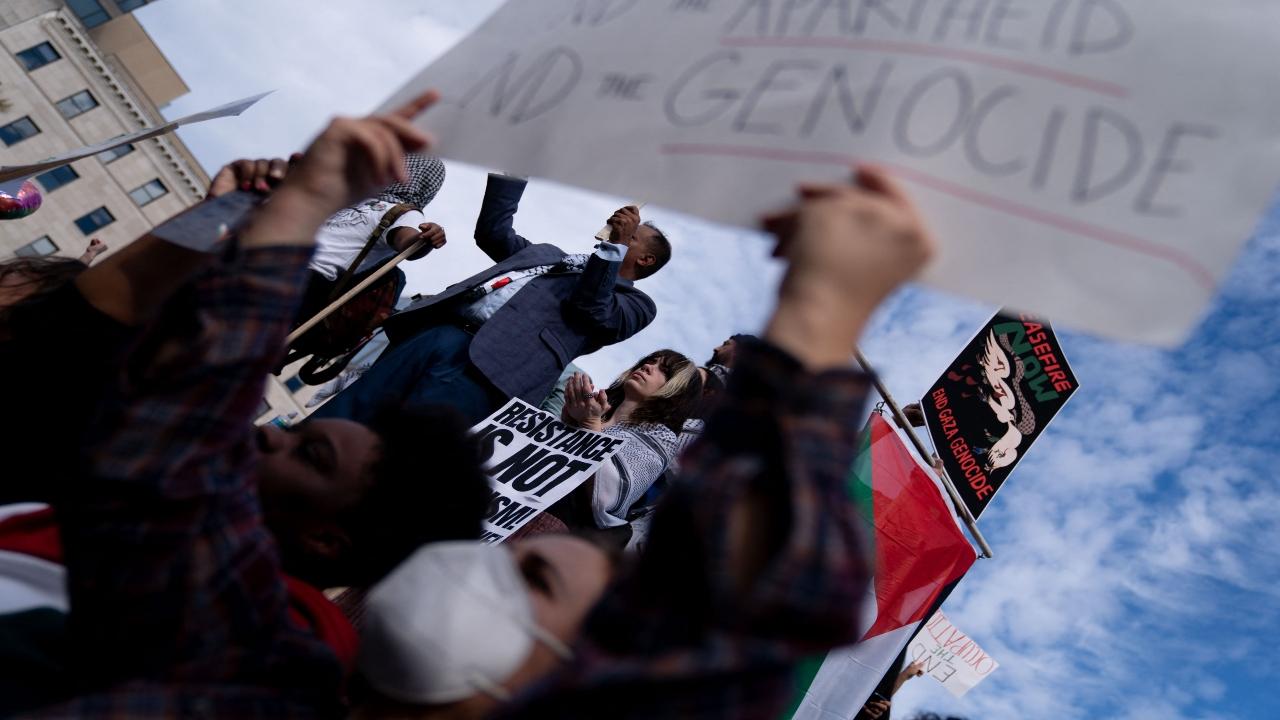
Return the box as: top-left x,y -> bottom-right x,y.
791,622 -> 921,720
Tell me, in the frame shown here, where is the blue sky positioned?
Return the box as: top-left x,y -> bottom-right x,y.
137,2 -> 1279,717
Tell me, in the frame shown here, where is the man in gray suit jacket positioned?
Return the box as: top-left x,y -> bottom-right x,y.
314,172 -> 667,424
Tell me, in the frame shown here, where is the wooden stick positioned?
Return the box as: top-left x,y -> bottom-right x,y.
854,348 -> 994,559
286,238 -> 427,346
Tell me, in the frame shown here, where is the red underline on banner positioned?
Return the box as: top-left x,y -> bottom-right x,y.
719,36 -> 1131,99
660,142 -> 1215,290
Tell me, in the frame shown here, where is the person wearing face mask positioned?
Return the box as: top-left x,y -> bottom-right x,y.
354,164 -> 937,719
550,349 -> 703,548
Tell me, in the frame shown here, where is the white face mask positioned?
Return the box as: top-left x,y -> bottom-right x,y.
358,541 -> 572,705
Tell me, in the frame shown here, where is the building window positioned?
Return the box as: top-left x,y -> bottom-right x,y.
97,141 -> 135,162
0,117 -> 41,146
129,179 -> 168,206
35,166 -> 80,192
98,143 -> 136,163
16,42 -> 61,71
75,207 -> 115,235
67,0 -> 111,29
14,236 -> 59,258
117,0 -> 153,11
56,90 -> 99,119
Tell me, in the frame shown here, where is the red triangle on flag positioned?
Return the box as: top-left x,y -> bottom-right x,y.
859,414 -> 976,640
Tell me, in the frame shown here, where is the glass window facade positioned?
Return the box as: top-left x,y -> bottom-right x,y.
98,143 -> 136,163
67,0 -> 111,28
56,90 -> 100,120
35,166 -> 80,192
75,207 -> 115,235
14,236 -> 59,258
0,117 -> 41,146
16,42 -> 61,71
129,179 -> 169,206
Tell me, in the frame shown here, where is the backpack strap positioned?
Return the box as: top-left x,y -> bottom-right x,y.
328,202 -> 417,301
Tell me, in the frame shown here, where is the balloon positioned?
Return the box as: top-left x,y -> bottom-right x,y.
0,180 -> 42,220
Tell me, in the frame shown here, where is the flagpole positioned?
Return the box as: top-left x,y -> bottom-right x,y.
854,348 -> 994,559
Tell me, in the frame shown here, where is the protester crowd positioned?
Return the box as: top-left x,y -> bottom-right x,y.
0,81 -> 937,719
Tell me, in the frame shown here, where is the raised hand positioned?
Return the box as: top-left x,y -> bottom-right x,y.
762,165 -> 935,370
606,205 -> 641,246
240,90 -> 440,249
283,91 -> 439,213
207,157 -> 290,199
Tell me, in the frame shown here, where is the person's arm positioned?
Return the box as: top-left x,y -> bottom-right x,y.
388,220 -> 446,260
59,92 -> 442,684
77,238 -> 107,265
563,244 -> 657,343
474,172 -> 534,262
891,659 -> 926,695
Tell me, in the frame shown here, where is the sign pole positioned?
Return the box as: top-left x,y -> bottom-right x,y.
286,238 -> 427,346
854,348 -> 994,559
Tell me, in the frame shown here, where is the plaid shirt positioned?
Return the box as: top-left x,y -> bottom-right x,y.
39,245 -> 344,719
507,342 -> 874,719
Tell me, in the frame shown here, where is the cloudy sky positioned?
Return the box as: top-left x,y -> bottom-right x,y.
138,2 -> 1278,718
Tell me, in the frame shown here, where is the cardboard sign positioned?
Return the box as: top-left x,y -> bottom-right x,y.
909,610 -> 999,698
470,398 -> 626,543
0,92 -> 271,184
381,0 -> 1280,346
923,309 -> 1078,519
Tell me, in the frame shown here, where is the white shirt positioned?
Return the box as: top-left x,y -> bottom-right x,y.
458,243 -> 625,326
308,199 -> 427,280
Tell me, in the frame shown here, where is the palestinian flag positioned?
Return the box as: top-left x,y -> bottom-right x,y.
786,414 -> 977,719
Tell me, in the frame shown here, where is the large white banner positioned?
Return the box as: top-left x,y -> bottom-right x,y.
471,398 -> 625,543
910,610 -> 999,698
383,0 -> 1280,346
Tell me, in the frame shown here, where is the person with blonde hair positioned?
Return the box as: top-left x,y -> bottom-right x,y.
554,349 -> 702,545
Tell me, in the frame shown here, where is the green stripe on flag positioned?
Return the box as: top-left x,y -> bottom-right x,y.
847,418 -> 876,528
777,653 -> 828,720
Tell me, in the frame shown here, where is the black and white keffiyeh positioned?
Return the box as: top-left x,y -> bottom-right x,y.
378,153 -> 446,209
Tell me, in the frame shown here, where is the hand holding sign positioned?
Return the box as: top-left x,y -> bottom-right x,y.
765,166 -> 934,370
606,205 -> 641,246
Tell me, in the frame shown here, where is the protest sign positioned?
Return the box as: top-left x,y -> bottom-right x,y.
923,309 -> 1078,519
382,0 -> 1280,345
470,398 -> 626,543
0,92 -> 271,184
909,610 -> 999,698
